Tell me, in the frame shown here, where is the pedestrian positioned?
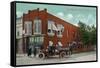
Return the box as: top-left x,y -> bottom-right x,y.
48,41 -> 53,55
28,45 -> 32,57
69,42 -> 73,55
57,41 -> 62,50
33,45 -> 37,57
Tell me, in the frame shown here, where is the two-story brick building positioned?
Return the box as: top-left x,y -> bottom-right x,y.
20,8 -> 80,54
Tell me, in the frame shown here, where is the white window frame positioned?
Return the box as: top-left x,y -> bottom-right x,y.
34,19 -> 42,34
57,24 -> 64,37
47,20 -> 55,36
24,21 -> 32,36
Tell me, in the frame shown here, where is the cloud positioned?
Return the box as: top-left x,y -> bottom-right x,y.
66,14 -> 73,19
77,14 -> 95,26
57,12 -> 64,17
73,23 -> 78,26
16,11 -> 23,18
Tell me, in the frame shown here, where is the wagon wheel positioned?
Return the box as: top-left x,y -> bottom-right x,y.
59,51 -> 66,58
38,53 -> 45,59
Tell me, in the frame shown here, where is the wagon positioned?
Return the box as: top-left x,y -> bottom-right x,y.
37,46 -> 71,59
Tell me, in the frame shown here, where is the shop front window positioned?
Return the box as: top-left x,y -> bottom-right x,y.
29,36 -> 44,46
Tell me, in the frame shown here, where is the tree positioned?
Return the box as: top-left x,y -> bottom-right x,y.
90,25 -> 96,45
78,21 -> 96,46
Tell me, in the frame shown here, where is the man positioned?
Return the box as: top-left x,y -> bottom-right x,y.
57,41 -> 63,50
33,45 -> 37,57
48,41 -> 53,55
69,42 -> 73,55
27,44 -> 32,57
69,41 -> 76,55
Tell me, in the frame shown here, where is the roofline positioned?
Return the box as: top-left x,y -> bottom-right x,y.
46,12 -> 78,28
22,8 -> 78,28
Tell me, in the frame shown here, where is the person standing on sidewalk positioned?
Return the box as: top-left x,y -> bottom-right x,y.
69,42 -> 73,55
27,45 -> 32,57
33,45 -> 37,57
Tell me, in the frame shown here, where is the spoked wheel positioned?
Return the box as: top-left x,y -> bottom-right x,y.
59,51 -> 66,58
38,53 -> 45,59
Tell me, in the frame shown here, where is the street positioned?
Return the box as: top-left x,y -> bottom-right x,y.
16,51 -> 96,65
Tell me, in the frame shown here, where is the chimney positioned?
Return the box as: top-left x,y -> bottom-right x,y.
44,8 -> 47,12
37,8 -> 39,11
23,13 -> 26,16
28,10 -> 31,13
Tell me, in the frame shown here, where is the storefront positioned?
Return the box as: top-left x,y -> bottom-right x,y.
23,35 -> 44,54
16,38 -> 23,54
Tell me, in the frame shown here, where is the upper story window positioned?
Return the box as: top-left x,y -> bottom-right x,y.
17,31 -> 20,36
48,20 -> 58,36
16,27 -> 23,38
57,24 -> 64,37
48,20 -> 53,32
24,21 -> 32,36
34,17 -> 41,34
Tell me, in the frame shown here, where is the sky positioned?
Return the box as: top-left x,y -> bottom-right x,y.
16,3 -> 97,26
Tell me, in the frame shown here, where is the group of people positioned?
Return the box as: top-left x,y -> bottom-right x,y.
47,41 -> 64,55
27,43 -> 44,57
27,44 -> 38,57
27,41 -> 76,57
47,41 -> 76,55
68,41 -> 76,55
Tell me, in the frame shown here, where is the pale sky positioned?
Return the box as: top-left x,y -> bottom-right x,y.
16,3 -> 97,26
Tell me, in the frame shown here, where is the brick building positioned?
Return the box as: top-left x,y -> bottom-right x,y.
18,8 -> 80,54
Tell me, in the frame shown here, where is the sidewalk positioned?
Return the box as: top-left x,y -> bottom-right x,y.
16,51 -> 96,65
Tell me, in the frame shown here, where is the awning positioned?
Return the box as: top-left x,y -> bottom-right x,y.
52,23 -> 58,31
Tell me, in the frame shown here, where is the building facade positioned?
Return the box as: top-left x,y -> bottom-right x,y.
21,8 -> 80,54
16,17 -> 23,54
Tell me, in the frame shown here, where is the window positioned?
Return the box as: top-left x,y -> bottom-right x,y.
17,31 -> 19,36
34,18 -> 41,34
30,37 -> 44,45
57,24 -> 64,37
29,37 -> 35,44
29,37 -> 32,44
48,20 -> 57,36
24,21 -> 32,35
37,37 -> 44,43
